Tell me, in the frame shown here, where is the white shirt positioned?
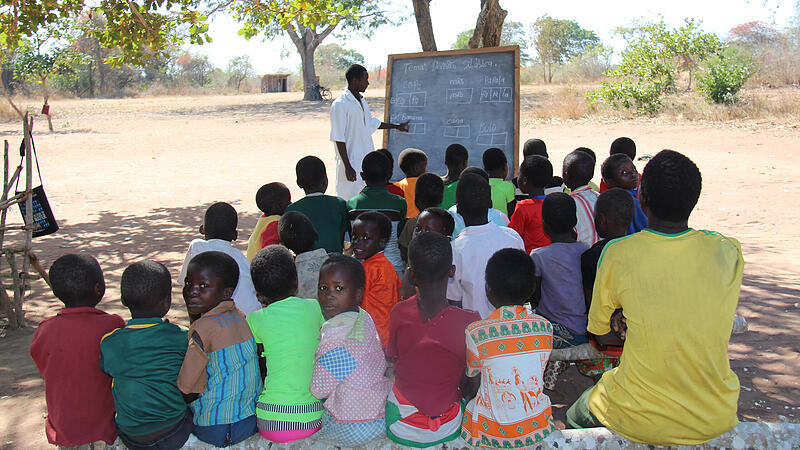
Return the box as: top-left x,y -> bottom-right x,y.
178,238 -> 262,315
330,89 -> 382,199
570,185 -> 600,245
446,222 -> 525,319
447,205 -> 510,237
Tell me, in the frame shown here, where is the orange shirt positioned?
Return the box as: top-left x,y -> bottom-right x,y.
394,177 -> 419,218
362,252 -> 401,347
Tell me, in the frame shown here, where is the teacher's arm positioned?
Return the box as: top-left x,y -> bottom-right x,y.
334,141 -> 357,182
379,120 -> 410,132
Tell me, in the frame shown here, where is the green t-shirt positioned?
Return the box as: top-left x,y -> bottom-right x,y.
489,178 -> 515,216
246,297 -> 325,424
285,194 -> 350,254
346,186 -> 407,217
439,181 -> 459,210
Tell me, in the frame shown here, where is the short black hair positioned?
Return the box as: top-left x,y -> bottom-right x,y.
398,148 -> 427,174
460,166 -> 490,181
49,254 -> 104,307
120,260 -> 171,313
204,202 -> 238,240
456,172 -> 491,217
188,251 -> 240,290
361,151 -> 391,184
408,231 -> 452,283
320,254 -> 365,290
563,151 -> 595,187
610,137 -> 636,160
420,207 -> 456,237
485,248 -> 536,306
376,148 -> 394,167
278,211 -> 318,254
256,182 -> 290,214
574,147 -> 596,163
250,245 -> 297,300
296,155 -> 326,190
482,147 -> 507,172
414,172 -> 444,210
523,138 -> 548,158
520,155 -> 553,188
445,144 -> 469,167
355,210 -> 391,240
345,64 -> 368,83
601,154 -> 632,182
542,192 -> 577,233
595,188 -> 635,228
640,149 -> 702,222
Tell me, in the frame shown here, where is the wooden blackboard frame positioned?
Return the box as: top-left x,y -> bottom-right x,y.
382,45 -> 521,175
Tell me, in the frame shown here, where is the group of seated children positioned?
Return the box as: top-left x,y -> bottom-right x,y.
30,137 -> 744,449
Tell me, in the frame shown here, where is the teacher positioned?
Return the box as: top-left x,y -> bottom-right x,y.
330,64 -> 409,200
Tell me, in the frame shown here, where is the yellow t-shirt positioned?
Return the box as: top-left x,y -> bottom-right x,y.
245,215 -> 281,261
587,228 -> 743,445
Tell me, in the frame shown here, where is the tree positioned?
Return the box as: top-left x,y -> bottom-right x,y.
532,15 -> 599,83
452,21 -> 530,63
227,55 -> 254,91
176,53 -> 213,87
412,0 -> 436,51
315,43 -> 365,70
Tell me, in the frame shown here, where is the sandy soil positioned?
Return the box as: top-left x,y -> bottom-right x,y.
0,87 -> 798,448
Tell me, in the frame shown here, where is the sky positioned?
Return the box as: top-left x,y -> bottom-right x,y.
193,0 -> 797,75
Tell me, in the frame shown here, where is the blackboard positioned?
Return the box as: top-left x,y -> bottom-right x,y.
383,46 -> 520,181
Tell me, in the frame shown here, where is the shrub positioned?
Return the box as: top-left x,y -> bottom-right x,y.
696,48 -> 756,104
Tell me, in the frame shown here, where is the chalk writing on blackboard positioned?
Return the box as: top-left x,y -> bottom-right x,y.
391,92 -> 427,108
446,88 -> 473,104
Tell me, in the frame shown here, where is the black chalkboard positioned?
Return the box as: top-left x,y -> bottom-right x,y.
383,46 -> 520,181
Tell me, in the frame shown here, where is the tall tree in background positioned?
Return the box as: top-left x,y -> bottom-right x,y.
468,0 -> 507,48
532,15 -> 599,83
227,55 -> 254,91
412,0 -> 437,51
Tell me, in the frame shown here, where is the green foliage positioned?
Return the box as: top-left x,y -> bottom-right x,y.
451,21 -> 531,63
531,15 -> 599,82
696,48 -> 754,103
226,55 -> 254,90
315,43 -> 364,70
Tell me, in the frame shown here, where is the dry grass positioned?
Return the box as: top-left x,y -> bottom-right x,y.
0,101 -> 22,123
660,87 -> 800,122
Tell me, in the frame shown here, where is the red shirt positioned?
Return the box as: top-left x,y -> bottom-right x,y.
260,219 -> 280,248
386,183 -> 405,197
30,307 -> 125,446
362,252 -> 401,347
387,296 -> 481,417
508,197 -> 551,253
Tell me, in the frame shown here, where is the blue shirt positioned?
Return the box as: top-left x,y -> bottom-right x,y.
627,189 -> 648,235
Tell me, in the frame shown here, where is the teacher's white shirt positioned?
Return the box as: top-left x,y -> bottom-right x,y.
330,89 -> 381,199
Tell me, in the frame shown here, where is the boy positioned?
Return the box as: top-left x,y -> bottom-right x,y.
448,167 -> 510,237
462,248 -> 555,448
600,137 -> 638,192
400,206 -> 455,299
247,245 -> 325,442
398,172 -> 444,262
351,211 -> 401,346
279,211 -> 329,299
509,155 -> 553,253
567,150 -> 743,446
447,173 -> 524,318
285,155 -> 350,254
100,261 -> 191,450
563,150 -> 600,245
394,148 -> 428,218
246,182 -> 291,261
439,143 -> 469,209
178,252 -> 261,447
514,138 -> 563,200
377,148 -> 406,197
482,147 -> 515,216
601,154 -> 647,234
30,254 -> 124,448
573,147 -> 600,192
386,232 -> 481,447
178,202 -> 261,316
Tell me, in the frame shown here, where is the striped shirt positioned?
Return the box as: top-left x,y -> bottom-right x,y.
570,185 -> 600,245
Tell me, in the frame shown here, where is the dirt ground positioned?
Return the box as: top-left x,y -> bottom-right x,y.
0,86 -> 798,448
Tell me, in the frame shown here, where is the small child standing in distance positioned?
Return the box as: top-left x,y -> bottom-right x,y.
482,147 -> 516,216
400,207 -> 456,299
394,148 -> 428,218
376,149 -> 407,197
246,245 -> 325,442
279,211 -> 329,299
100,261 -> 191,450
398,172 -> 444,262
311,255 -> 392,446
601,154 -> 647,234
462,248 -> 555,448
30,254 -> 124,448
179,202 -> 261,316
563,150 -> 601,245
246,182 -> 291,261
177,252 -> 261,447
600,137 -> 638,192
285,156 -> 350,254
351,211 -> 401,347
509,155 -> 553,253
386,232 -> 481,447
439,143 -> 469,209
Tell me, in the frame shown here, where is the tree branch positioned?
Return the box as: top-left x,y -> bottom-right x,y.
313,23 -> 338,48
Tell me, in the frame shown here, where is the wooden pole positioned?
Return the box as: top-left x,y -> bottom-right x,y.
0,140 -> 8,251
16,113 -> 33,327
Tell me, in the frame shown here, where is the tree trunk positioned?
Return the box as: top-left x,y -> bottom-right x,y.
41,77 -> 54,132
412,0 -> 437,52
286,23 -> 338,101
468,0 -> 508,48
541,61 -> 547,83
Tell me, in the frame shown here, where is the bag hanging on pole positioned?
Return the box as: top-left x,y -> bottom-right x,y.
16,133 -> 58,238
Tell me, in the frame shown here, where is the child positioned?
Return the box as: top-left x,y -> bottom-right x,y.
448,167 -> 510,236
567,150 -> 743,446
600,137 -> 638,192
178,202 -> 261,316
377,148 -> 406,197
100,261 -> 191,450
285,155 -> 350,254
30,254 -> 124,448
351,211 -> 401,346
311,255 -> 392,446
439,143 -> 469,209
246,245 -> 325,442
482,147 -> 515,216
462,248 -> 555,448
563,150 -> 600,245
601,154 -> 647,234
400,207 -> 455,299
398,172 -> 444,262
347,151 -> 407,274
513,138 -> 563,200
279,211 -> 329,299
573,147 -> 600,192
509,155 -> 553,253
394,148 -> 428,218
386,232 -> 481,447
246,182 -> 291,261
447,173 -> 524,318
177,251 -> 261,447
